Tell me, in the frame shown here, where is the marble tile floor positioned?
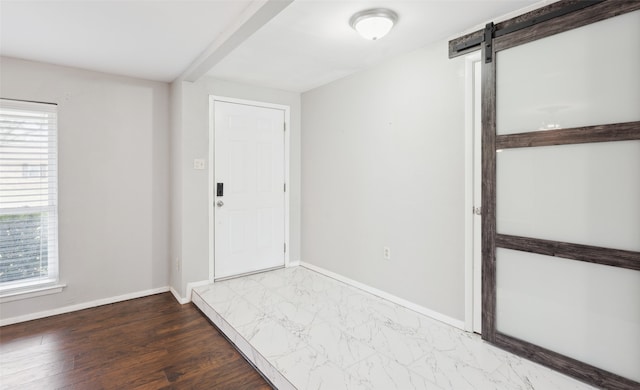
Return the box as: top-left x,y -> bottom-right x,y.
192,266 -> 595,390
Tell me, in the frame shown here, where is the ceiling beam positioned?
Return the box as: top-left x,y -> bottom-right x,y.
178,0 -> 293,83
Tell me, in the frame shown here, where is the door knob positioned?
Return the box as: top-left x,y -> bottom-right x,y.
473,206 -> 482,215
216,200 -> 224,207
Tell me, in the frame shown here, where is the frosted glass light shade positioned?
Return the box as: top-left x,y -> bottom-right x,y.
350,9 -> 397,41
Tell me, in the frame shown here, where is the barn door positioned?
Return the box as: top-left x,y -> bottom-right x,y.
478,2 -> 639,389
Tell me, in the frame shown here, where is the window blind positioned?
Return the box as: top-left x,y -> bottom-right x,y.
0,98 -> 59,289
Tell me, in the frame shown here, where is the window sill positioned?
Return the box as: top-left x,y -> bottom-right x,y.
0,283 -> 67,303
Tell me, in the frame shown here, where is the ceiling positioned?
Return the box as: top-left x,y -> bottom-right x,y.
1,0 -> 540,92
207,0 -> 538,92
0,0 -> 253,81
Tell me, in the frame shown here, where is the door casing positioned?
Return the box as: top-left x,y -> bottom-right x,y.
464,52 -> 482,333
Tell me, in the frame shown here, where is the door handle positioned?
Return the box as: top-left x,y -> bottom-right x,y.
216,200 -> 224,207
473,206 -> 482,215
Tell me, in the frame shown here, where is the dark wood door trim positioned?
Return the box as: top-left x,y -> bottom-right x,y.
494,1 -> 640,53
480,41 -> 497,343
448,0 -> 640,58
473,1 -> 640,388
494,332 -> 640,390
496,122 -> 640,149
496,234 -> 640,271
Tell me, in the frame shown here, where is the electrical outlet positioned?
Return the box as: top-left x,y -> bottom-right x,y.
175,257 -> 181,271
193,159 -> 206,170
383,247 -> 391,260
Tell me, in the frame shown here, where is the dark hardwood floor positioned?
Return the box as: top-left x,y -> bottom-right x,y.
0,293 -> 272,389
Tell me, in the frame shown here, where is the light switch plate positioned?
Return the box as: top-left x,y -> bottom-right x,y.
193,159 -> 205,170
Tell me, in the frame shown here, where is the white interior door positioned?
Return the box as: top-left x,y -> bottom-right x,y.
214,100 -> 285,279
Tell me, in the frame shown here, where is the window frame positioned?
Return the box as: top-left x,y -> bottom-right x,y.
0,98 -> 61,297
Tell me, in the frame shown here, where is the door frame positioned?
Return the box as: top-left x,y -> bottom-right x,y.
464,52 -> 481,333
208,95 -> 291,282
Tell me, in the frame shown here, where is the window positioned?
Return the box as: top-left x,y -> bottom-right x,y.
22,163 -> 46,178
0,99 -> 59,292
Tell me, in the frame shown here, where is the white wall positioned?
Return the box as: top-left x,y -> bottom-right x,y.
0,57 -> 170,320
170,76 -> 301,298
301,40 -> 467,320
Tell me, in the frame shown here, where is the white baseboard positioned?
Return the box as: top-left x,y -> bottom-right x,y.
286,260 -> 300,267
170,286 -> 188,305
0,286 -> 170,327
186,280 -> 210,303
299,262 -> 466,330
169,280 -> 211,305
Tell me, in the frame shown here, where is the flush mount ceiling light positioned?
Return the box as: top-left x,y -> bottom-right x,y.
350,8 -> 398,41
